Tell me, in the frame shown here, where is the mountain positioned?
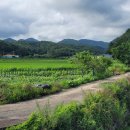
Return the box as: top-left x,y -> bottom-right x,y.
58,39 -> 79,44
59,39 -> 109,49
4,38 -> 39,43
0,39 -> 106,58
0,37 -> 108,58
109,29 -> 130,50
18,38 -> 39,43
4,38 -> 16,43
79,39 -> 109,49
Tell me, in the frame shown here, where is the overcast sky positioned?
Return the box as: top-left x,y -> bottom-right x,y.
0,0 -> 130,42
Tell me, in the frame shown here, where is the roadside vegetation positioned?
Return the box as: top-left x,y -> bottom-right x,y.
7,77 -> 130,130
0,52 -> 128,104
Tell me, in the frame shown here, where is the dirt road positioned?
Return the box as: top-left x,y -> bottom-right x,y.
0,73 -> 130,129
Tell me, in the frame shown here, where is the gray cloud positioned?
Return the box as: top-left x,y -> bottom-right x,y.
0,2 -> 34,38
0,0 -> 130,42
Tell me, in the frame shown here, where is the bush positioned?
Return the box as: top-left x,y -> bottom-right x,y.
50,83 -> 62,93
108,60 -> 128,75
84,92 -> 127,130
53,103 -> 83,130
0,82 -> 63,104
6,113 -> 43,130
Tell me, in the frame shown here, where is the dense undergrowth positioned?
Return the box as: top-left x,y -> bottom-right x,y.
7,77 -> 130,130
0,58 -> 128,104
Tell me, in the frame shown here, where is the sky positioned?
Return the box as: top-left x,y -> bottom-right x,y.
0,0 -> 130,42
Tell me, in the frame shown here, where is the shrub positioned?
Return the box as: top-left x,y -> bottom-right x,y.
108,60 -> 128,75
105,79 -> 130,126
84,92 -> 127,130
6,113 -> 43,130
50,83 -> 62,93
53,103 -> 83,130
0,83 -> 43,104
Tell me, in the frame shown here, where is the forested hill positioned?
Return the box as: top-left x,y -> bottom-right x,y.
0,38 -> 108,58
59,39 -> 109,49
109,29 -> 130,49
108,29 -> 130,64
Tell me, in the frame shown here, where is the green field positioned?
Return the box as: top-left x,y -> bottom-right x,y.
0,58 -> 94,104
0,59 -> 85,85
0,59 -> 75,69
0,58 -> 128,104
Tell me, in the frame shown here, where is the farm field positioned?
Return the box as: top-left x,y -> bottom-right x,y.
0,57 -> 128,104
0,59 -> 81,85
0,59 -> 76,69
0,58 -> 95,104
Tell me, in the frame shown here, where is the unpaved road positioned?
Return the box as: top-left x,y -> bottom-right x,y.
0,73 -> 130,129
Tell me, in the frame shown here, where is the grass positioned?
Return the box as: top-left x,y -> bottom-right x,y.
7,78 -> 130,130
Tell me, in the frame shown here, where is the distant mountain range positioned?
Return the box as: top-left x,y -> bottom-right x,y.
3,38 -> 109,50
1,29 -> 130,58
18,38 -> 39,43
4,38 -> 17,43
59,39 -> 109,49
4,38 -> 39,43
0,38 -> 107,58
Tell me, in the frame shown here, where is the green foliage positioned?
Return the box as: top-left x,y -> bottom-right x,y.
108,29 -> 130,64
73,51 -> 113,76
111,42 -> 130,64
84,92 -> 127,130
53,103 -> 83,130
6,113 -> 43,130
0,39 -> 105,58
0,82 -> 63,104
0,59 -> 75,69
0,56 -> 128,104
108,60 -> 128,75
0,83 -> 41,104
7,78 -> 130,130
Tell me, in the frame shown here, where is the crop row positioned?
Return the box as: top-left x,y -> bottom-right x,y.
0,68 -> 87,85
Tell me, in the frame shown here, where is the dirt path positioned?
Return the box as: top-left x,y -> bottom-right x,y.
0,73 -> 130,129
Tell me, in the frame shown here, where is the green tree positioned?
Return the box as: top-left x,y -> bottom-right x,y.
111,42 -> 130,64
73,51 -> 112,77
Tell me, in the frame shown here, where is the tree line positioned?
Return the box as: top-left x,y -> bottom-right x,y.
0,40 -> 106,58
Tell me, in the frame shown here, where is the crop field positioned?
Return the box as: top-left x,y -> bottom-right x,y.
0,58 -> 93,104
0,57 -> 128,104
0,59 -> 85,85
0,59 -> 76,69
